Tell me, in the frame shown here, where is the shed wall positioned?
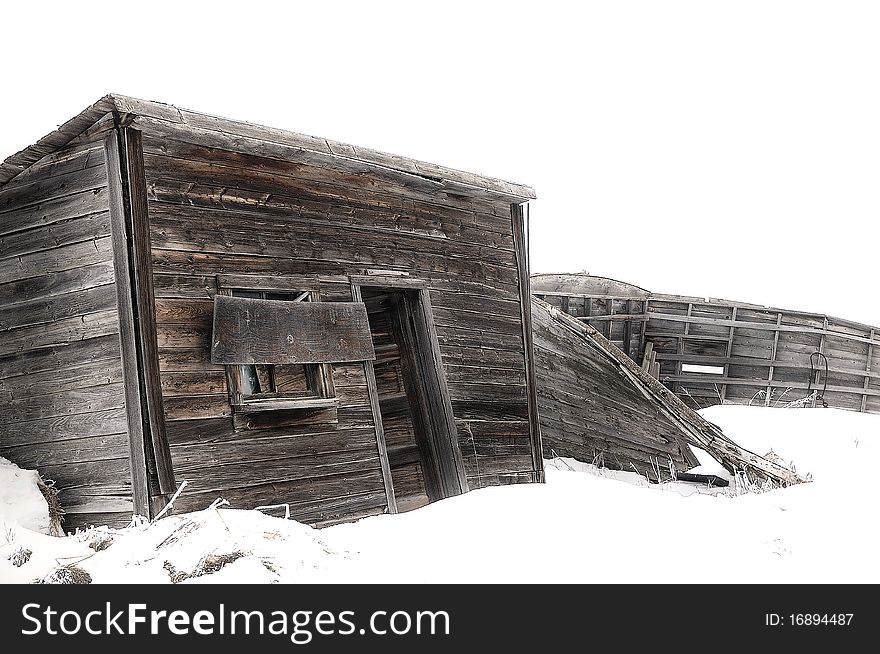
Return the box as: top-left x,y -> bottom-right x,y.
139,132 -> 538,524
0,124 -> 133,530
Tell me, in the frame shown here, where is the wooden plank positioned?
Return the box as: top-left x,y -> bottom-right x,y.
0,408 -> 128,448
646,310 -> 875,346
211,295 -> 375,364
605,296 -> 614,339
147,205 -> 519,286
123,105 -> 535,201
721,306 -> 736,403
0,310 -> 119,359
6,382 -> 125,423
0,236 -> 113,285
350,283 -> 398,514
215,273 -> 340,293
765,313 -> 782,406
0,356 -> 123,404
1,141 -> 102,190
0,164 -> 107,214
0,282 -> 116,330
639,299 -> 648,359
0,187 -> 109,239
411,289 -> 470,494
388,295 -> 443,501
641,341 -> 654,373
674,303 -> 692,394
104,127 -> 150,519
146,171 -> 518,247
0,211 -> 112,260
660,374 -> 880,396
511,203 -> 543,483
122,128 -> 175,496
863,329 -> 875,412
0,260 -> 114,309
812,317 -> 828,408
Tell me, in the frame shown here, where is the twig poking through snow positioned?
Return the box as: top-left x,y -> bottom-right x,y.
152,480 -> 189,523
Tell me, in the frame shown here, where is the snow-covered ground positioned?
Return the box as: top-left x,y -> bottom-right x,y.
1,405 -> 878,583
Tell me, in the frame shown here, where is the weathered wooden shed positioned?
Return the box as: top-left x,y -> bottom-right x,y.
0,95 -> 545,530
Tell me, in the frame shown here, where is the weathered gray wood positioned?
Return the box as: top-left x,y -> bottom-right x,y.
0,236 -> 114,285
863,329 -> 875,412
410,289 -> 469,495
122,104 -> 535,202
721,306 -> 737,403
0,165 -> 107,214
641,341 -> 654,373
350,283 -> 398,514
2,95 -> 543,527
511,203 -> 544,483
765,313 -> 783,406
546,276 -> 880,415
211,295 -> 375,364
0,211 -> 111,259
121,128 -> 175,497
535,298 -> 802,485
104,128 -> 150,518
0,187 -> 109,239
0,260 -> 114,309
0,96 -> 116,186
811,317 -> 829,408
389,292 -> 444,501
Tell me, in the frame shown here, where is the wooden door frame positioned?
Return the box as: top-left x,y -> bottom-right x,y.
351,277 -> 468,510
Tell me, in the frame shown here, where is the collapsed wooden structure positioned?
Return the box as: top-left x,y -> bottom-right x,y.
532,298 -> 802,486
0,95 -> 544,530
533,273 -> 880,415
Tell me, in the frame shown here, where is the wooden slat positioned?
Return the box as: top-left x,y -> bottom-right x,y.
211,295 -> 375,364
511,203 -> 543,483
122,128 -> 175,497
104,126 -> 150,518
863,329 -> 875,412
351,283 -> 397,514
765,313 -> 782,406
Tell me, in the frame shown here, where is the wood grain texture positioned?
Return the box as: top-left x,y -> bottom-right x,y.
211,295 -> 375,364
535,274 -> 880,415
104,127 -> 150,518
0,129 -> 131,529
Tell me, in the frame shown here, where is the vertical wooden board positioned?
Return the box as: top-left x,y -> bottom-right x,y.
123,128 -> 175,497
510,203 -> 543,483
351,283 -> 398,514
104,127 -> 151,519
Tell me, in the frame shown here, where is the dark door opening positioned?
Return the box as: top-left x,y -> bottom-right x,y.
360,286 -> 466,512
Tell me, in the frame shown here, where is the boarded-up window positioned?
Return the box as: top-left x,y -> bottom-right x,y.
212,289 -> 374,413
211,294 -> 375,364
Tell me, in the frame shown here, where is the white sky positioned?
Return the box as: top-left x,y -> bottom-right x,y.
2,1 -> 878,325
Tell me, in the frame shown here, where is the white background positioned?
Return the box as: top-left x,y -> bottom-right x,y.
2,1 -> 877,324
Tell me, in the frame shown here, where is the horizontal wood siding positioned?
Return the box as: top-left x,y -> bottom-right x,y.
141,132 -> 537,523
0,134 -> 131,530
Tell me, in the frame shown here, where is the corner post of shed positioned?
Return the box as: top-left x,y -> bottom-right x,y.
104,115 -> 176,519
511,202 -> 545,483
